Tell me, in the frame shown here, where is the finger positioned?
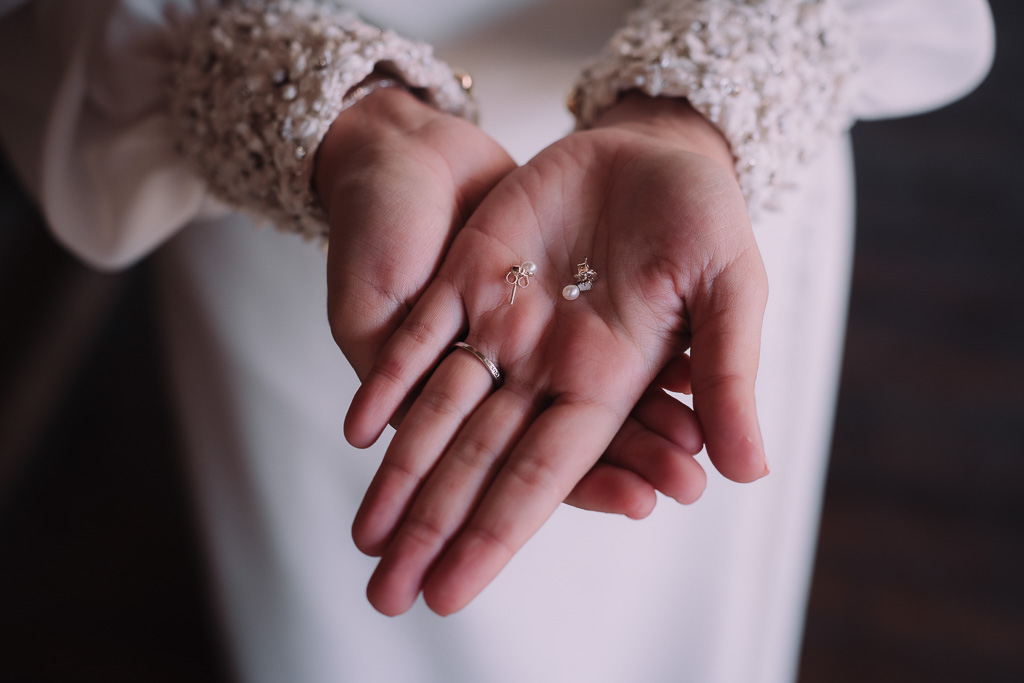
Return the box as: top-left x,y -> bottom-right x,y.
598,414 -> 707,505
344,281 -> 465,448
656,352 -> 692,395
421,400 -> 623,616
564,462 -> 656,519
351,344 -> 498,557
631,387 -> 703,455
689,255 -> 769,483
566,388 -> 705,515
365,388 -> 535,616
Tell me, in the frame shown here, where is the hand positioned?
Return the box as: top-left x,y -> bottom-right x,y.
319,84 -> 711,517
345,93 -> 770,616
316,82 -> 515,380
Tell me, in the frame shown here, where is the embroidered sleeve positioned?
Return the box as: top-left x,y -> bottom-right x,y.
168,0 -> 475,241
569,0 -> 858,216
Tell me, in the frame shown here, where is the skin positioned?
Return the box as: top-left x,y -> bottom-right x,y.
319,88 -> 769,616
318,86 -> 715,519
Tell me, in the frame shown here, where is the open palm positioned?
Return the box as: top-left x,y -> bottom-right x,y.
321,88 -> 713,517
344,97 -> 770,616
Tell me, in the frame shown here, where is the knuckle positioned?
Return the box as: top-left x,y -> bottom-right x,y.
370,353 -> 410,393
505,455 -> 562,500
463,521 -> 516,560
449,433 -> 498,473
695,371 -> 747,394
399,313 -> 437,351
418,386 -> 465,422
401,514 -> 448,551
379,456 -> 420,486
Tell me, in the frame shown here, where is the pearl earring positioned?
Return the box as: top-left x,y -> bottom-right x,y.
562,258 -> 596,301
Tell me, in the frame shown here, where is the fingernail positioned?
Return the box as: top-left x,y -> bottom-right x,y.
763,455 -> 771,476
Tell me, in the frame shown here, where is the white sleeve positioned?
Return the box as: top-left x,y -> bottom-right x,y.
841,0 -> 995,120
0,0 -> 473,270
0,0 -> 212,269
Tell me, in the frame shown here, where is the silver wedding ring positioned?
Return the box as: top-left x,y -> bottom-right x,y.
453,341 -> 501,382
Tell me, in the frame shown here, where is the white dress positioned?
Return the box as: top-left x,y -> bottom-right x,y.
0,1 -> 994,681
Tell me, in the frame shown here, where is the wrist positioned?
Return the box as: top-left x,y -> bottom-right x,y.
593,92 -> 737,179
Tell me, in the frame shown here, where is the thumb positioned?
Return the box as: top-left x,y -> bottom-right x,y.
688,249 -> 769,483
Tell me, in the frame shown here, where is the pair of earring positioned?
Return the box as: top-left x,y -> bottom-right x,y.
503,258 -> 597,304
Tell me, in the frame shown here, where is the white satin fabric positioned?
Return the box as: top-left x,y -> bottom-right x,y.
0,2 -> 994,682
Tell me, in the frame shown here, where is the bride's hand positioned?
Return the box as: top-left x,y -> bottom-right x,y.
345,94 -> 770,616
319,85 -> 711,517
316,82 -> 515,381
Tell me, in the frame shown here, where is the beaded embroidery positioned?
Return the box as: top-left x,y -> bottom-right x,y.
168,0 -> 475,241
570,0 -> 858,216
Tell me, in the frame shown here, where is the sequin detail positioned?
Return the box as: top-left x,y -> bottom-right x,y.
168,1 -> 476,242
569,0 -> 858,217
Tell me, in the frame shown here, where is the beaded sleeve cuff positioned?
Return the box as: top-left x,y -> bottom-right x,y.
569,0 -> 858,216
168,0 -> 475,241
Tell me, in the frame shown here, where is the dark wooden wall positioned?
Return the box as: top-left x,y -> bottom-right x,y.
798,2 -> 1024,680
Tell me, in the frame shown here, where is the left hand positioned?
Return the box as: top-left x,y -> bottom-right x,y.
318,85 -> 706,518
346,94 -> 770,616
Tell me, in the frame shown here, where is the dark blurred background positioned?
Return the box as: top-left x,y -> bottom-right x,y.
1,2 -> 1022,681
